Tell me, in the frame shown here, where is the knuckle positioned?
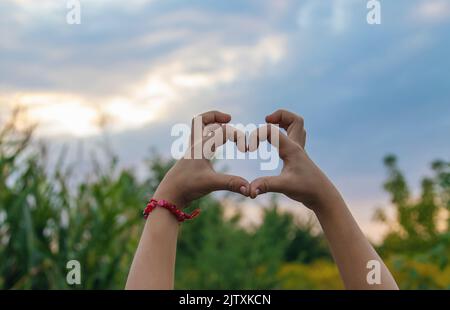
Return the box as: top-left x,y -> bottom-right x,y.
227,177 -> 236,191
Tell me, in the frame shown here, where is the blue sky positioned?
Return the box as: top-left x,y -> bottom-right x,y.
1,0 -> 449,240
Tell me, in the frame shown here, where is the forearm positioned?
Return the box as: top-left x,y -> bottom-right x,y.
125,195 -> 182,290
125,109 -> 248,289
311,182 -> 398,290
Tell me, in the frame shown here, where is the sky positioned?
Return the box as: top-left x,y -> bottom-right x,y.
1,0 -> 449,241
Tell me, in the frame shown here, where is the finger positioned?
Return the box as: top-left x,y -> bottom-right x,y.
224,125 -> 247,153
203,124 -> 247,155
265,109 -> 305,146
211,173 -> 250,196
249,176 -> 284,198
301,129 -> 306,149
248,124 -> 297,159
265,109 -> 303,130
247,124 -> 285,152
189,111 -> 232,158
196,110 -> 231,126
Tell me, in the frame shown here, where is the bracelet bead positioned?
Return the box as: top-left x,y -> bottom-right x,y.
143,199 -> 200,222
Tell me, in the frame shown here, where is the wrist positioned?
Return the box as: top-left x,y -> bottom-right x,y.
153,186 -> 186,210
309,181 -> 345,215
304,174 -> 343,213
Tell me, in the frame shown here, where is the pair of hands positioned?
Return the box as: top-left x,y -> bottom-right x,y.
130,111 -> 400,291
154,109 -> 335,212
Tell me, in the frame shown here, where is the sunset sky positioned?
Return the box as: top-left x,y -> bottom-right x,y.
1,0 -> 449,241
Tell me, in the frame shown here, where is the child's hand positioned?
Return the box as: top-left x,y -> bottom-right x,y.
154,111 -> 250,209
249,109 -> 337,211
131,110 -> 399,290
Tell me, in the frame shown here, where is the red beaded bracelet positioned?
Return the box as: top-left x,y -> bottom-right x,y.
143,199 -> 200,222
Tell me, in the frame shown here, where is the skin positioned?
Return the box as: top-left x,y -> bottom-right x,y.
125,109 -> 399,290
125,111 -> 249,289
249,110 -> 398,290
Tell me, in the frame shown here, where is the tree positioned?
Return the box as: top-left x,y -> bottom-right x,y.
374,155 -> 450,289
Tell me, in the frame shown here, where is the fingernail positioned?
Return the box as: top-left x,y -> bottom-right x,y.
240,186 -> 248,196
255,188 -> 261,196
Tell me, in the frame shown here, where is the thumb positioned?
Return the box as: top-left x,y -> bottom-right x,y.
211,173 -> 250,196
249,176 -> 283,199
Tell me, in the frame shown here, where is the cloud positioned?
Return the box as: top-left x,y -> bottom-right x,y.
296,0 -> 358,34
0,1 -> 287,137
1,0 -> 449,239
412,0 -> 450,23
2,33 -> 286,137
9,0 -> 153,9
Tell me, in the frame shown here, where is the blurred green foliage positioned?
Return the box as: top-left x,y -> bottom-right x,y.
374,155 -> 450,289
0,114 -> 448,289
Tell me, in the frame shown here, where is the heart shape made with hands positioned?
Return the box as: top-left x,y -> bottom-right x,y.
187,109 -> 307,200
